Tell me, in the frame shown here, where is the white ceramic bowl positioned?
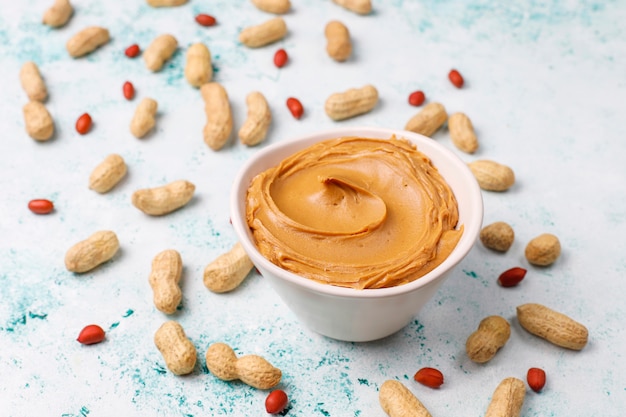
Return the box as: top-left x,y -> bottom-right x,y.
230,127 -> 483,342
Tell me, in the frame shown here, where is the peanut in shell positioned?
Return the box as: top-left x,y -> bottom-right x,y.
468,159 -> 515,191
516,303 -> 588,350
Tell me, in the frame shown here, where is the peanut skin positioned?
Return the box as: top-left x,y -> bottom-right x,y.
379,380 -> 432,417
251,0 -> 291,14
205,342 -> 281,389
89,154 -> 127,193
131,180 -> 195,216
201,83 -> 233,150
517,303 -> 588,350
66,26 -> 110,58
203,242 -> 254,293
130,98 -> 158,138
43,0 -> 73,27
324,84 -> 378,121
149,250 -> 183,314
466,315 -> 511,363
23,101 -> 54,141
239,17 -> 287,48
325,21 -> 352,62
484,377 -> 526,417
20,61 -> 48,102
65,230 -> 119,273
239,92 -> 272,146
185,43 -> 212,88
144,34 -> 178,72
405,102 -> 447,137
154,321 -> 196,375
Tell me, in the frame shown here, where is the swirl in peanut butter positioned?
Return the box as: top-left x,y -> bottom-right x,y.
246,136 -> 463,289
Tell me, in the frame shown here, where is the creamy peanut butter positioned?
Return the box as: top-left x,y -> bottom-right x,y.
246,136 -> 463,289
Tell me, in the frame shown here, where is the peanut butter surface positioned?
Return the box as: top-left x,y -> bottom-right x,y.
246,136 -> 463,289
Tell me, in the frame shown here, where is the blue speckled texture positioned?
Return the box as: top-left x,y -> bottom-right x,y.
1,0 -> 625,415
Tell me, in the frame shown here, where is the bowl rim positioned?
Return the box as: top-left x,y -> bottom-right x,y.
230,126 -> 483,299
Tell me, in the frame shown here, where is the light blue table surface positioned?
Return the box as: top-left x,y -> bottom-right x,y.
1,1 -> 625,415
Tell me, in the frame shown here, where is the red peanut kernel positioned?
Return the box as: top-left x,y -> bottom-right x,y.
286,97 -> 304,119
77,324 -> 106,345
527,367 -> 546,393
274,49 -> 288,68
123,81 -> 135,100
408,90 -> 425,106
497,267 -> 527,287
28,199 -> 54,214
195,14 -> 217,27
75,113 -> 92,135
265,389 -> 288,414
414,367 -> 444,389
125,44 -> 140,58
448,69 -> 464,88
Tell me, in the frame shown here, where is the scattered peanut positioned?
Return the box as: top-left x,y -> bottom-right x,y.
23,101 -> 54,141
125,44 -> 140,58
28,199 -> 54,214
251,0 -> 291,14
239,17 -> 287,48
325,20 -> 352,62
332,0 -> 372,15
484,377 -> 525,417
466,315 -> 511,363
149,250 -> 183,314
154,321 -> 197,375
123,81 -> 135,100
143,34 -> 178,72
131,180 -> 195,216
89,154 -> 127,193
42,0 -> 73,28
66,26 -> 110,58
516,303 -> 588,350
147,0 -> 188,7
497,267 -> 527,288
468,159 -> 515,191
448,112 -> 478,153
527,367 -> 546,393
480,221 -> 515,252
205,342 -> 282,389
64,230 -> 120,273
203,242 -> 254,293
448,69 -> 464,88
20,61 -> 47,102
408,90 -> 425,107
525,233 -> 561,266
239,91 -> 272,146
379,380 -> 432,417
195,14 -> 217,27
76,324 -> 105,345
404,102 -> 447,137
75,112 -> 92,135
273,48 -> 288,68
184,43 -> 212,88
201,82 -> 233,150
265,389 -> 289,414
413,367 -> 444,389
130,98 -> 158,138
324,84 -> 378,121
286,97 -> 304,119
